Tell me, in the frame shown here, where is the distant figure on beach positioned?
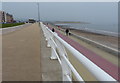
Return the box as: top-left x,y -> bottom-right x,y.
58,26 -> 60,30
65,29 -> 69,36
52,28 -> 55,32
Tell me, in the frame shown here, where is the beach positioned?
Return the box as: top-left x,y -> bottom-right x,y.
70,29 -> 118,50
51,23 -> 118,50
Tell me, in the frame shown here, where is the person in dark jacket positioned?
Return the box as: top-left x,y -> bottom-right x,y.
52,28 -> 55,32
65,29 -> 69,36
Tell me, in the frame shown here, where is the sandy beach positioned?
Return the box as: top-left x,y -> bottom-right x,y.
57,26 -> 118,50
70,29 -> 118,49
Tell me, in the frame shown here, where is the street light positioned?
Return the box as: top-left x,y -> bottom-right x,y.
37,2 -> 40,26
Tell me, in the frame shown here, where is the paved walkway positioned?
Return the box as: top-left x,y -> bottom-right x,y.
40,26 -> 62,81
2,22 -> 118,81
2,23 -> 41,81
2,23 -> 62,81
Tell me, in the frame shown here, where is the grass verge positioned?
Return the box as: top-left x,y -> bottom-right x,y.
0,23 -> 25,28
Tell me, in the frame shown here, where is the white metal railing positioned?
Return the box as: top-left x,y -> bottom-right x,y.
40,22 -> 116,82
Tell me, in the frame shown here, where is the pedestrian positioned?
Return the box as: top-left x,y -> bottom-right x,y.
65,29 -> 69,36
58,26 -> 60,30
52,28 -> 55,32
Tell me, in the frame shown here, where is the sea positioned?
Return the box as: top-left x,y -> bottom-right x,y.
54,23 -> 119,37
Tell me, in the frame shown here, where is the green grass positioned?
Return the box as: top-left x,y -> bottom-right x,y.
0,23 -> 25,28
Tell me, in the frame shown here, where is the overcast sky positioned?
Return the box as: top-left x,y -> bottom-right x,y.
2,2 -> 118,24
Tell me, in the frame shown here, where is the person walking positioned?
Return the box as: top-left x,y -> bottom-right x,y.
65,29 -> 69,36
58,26 -> 60,30
52,28 -> 55,32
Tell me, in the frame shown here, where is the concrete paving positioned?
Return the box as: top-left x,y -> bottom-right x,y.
2,23 -> 41,81
2,22 -> 118,81
40,26 -> 62,81
2,23 -> 62,81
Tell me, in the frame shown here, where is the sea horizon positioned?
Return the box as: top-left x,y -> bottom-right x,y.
53,22 -> 118,37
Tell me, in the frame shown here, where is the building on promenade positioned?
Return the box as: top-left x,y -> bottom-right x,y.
0,11 -> 14,23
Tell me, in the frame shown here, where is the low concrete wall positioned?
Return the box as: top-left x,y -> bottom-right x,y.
0,23 -> 31,35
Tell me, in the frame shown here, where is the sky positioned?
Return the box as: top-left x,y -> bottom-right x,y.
1,2 -> 118,24
0,2 -> 1,10
1,0 -> 119,2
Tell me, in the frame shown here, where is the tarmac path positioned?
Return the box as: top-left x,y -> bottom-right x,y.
2,23 -> 41,81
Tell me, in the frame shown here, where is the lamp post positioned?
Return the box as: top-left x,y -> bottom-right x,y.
37,2 -> 40,26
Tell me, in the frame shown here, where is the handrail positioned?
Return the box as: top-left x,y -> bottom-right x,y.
41,23 -> 84,81
40,22 -> 116,82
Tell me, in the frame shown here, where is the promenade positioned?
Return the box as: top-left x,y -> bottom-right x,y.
1,23 -> 118,81
2,23 -> 61,81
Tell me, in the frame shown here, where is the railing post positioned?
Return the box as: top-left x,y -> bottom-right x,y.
61,56 -> 72,81
45,27 -> 51,47
55,40 -> 72,81
50,33 -> 58,60
41,24 -> 48,41
51,47 -> 58,60
47,40 -> 51,47
43,25 -> 48,40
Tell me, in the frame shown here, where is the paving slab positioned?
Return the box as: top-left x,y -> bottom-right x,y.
2,23 -> 62,82
2,23 -> 41,81
40,25 -> 62,81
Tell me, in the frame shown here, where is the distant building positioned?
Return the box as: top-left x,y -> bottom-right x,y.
28,19 -> 36,23
0,11 -> 14,23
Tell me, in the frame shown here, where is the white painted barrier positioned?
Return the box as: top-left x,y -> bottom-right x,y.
40,22 -> 116,82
